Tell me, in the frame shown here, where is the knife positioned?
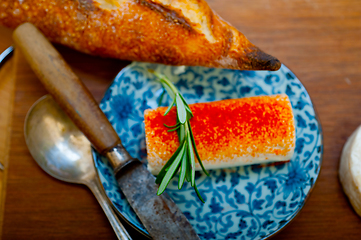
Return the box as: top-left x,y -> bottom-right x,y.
13,22 -> 200,240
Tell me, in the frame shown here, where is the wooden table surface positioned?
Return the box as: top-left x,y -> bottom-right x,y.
1,0 -> 361,239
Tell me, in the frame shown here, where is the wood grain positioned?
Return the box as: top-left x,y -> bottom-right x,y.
0,53 -> 14,236
0,26 -> 14,236
1,0 -> 361,239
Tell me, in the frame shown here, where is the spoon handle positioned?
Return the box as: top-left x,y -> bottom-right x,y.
88,177 -> 132,240
12,22 -> 121,155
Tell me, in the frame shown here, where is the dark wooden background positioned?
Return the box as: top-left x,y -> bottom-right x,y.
1,0 -> 361,239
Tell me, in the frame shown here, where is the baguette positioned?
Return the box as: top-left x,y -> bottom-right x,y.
144,94 -> 295,175
0,0 -> 280,70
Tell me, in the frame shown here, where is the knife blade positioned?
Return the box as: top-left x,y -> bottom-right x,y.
13,22 -> 200,240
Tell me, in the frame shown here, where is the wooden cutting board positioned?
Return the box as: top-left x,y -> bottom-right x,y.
0,26 -> 14,235
0,55 -> 14,235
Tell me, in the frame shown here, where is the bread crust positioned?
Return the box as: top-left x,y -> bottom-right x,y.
0,0 -> 281,70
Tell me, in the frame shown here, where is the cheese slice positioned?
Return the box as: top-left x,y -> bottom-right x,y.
144,94 -> 296,175
339,125 -> 361,216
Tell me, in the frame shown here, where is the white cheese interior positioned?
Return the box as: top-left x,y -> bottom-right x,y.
339,125 -> 361,217
148,151 -> 294,175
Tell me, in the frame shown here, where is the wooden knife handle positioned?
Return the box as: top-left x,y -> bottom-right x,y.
13,22 -> 121,154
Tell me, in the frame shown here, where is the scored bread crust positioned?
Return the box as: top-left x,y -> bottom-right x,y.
0,0 -> 281,71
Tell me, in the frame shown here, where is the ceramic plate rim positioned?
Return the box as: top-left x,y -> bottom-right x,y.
93,62 -> 324,239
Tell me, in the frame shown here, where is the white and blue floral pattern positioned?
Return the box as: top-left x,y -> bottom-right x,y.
92,62 -> 323,239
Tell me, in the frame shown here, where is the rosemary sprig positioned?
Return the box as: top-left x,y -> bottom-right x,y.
150,70 -> 209,202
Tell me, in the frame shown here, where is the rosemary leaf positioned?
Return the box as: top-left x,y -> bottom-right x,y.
186,111 -> 192,122
155,141 -> 185,184
176,94 -> 187,124
164,122 -> 180,128
167,125 -> 181,132
179,123 -> 186,143
189,123 -> 210,176
185,153 -> 192,183
185,105 -> 193,118
178,145 -> 188,189
157,142 -> 186,195
179,93 -> 194,117
158,89 -> 165,106
194,184 -> 205,203
187,132 -> 196,187
160,80 -> 175,100
150,70 -> 177,99
151,71 -> 209,202
164,97 -> 176,116
179,93 -> 191,108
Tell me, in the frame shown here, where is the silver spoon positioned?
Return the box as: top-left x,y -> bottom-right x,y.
24,95 -> 131,240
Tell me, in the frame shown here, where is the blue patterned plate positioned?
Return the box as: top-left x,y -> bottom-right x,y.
92,62 -> 323,239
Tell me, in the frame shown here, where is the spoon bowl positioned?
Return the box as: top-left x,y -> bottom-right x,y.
24,95 -> 131,240
25,95 -> 93,184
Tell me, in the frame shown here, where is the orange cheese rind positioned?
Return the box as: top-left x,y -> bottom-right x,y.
144,94 -> 295,175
